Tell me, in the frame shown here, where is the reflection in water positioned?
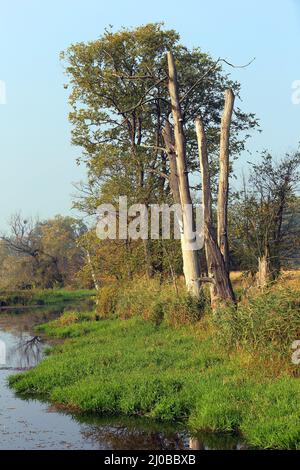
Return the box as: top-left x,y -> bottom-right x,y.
0,328 -> 45,371
76,416 -> 188,450
7,335 -> 43,369
75,416 -> 244,450
88,427 -> 186,450
0,303 -> 246,450
189,434 -> 245,450
189,437 -> 204,450
0,300 -> 94,370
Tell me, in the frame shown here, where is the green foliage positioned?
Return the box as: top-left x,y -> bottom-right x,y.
62,23 -> 257,280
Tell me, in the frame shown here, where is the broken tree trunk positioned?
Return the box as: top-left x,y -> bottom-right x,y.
257,247 -> 272,288
167,51 -> 201,299
195,115 -> 235,308
162,121 -> 181,205
163,121 -> 189,290
217,89 -> 235,273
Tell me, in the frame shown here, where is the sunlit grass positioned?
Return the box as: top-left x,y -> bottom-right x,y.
9,284 -> 300,449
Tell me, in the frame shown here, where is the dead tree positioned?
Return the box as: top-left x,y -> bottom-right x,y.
195,115 -> 235,308
162,121 -> 189,291
167,51 -> 201,299
257,248 -> 272,288
162,121 -> 181,205
217,89 -> 235,272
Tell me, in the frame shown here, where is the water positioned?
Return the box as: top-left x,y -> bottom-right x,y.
0,303 -> 245,450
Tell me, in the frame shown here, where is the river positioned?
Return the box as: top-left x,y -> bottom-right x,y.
0,302 -> 245,450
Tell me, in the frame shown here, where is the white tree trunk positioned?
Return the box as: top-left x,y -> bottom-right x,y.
217,89 -> 235,272
196,116 -> 235,308
86,249 -> 100,291
162,121 -> 187,281
167,52 -> 201,299
257,248 -> 271,288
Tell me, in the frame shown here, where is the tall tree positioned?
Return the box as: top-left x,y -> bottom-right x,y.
217,89 -> 235,272
196,112 -> 235,307
62,23 -> 257,278
230,150 -> 300,285
167,51 -> 201,298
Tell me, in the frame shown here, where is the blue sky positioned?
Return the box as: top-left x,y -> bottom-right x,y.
0,0 -> 299,229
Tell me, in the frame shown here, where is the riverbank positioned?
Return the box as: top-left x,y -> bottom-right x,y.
0,288 -> 95,308
9,277 -> 300,449
1,305 -> 201,450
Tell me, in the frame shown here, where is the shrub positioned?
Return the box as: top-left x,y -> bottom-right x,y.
96,285 -> 119,318
56,311 -> 80,326
115,279 -> 160,320
214,287 -> 300,356
163,290 -> 207,326
96,278 -> 207,326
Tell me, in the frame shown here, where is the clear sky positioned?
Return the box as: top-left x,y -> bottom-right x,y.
0,0 -> 299,229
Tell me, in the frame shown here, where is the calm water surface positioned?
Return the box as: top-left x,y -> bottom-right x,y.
0,303 -> 245,450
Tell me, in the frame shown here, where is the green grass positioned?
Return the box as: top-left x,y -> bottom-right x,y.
9,311 -> 300,449
0,288 -> 95,307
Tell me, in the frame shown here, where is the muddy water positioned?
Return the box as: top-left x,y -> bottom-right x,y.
0,303 -> 245,450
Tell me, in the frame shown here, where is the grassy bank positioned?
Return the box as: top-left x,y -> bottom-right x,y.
0,288 -> 96,307
9,275 -> 300,449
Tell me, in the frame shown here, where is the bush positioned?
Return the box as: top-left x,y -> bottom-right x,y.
115,279 -> 160,320
214,287 -> 300,356
96,285 -> 119,318
56,311 -> 80,326
96,278 -> 207,326
162,290 -> 207,326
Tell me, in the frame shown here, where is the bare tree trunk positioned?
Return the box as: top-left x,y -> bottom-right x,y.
163,121 -> 188,291
257,247 -> 271,288
85,249 -> 100,291
167,52 -> 201,299
162,121 -> 181,205
217,89 -> 235,273
196,116 -> 235,308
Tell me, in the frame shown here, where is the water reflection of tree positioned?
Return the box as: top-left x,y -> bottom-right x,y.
7,334 -> 43,369
189,433 -> 245,450
79,422 -> 245,450
1,301 -> 94,370
80,424 -> 187,450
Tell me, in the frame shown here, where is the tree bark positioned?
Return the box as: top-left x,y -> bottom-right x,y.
195,116 -> 235,308
162,121 -> 189,287
217,89 -> 235,273
167,51 -> 201,299
85,249 -> 100,291
257,246 -> 272,288
162,121 -> 181,205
